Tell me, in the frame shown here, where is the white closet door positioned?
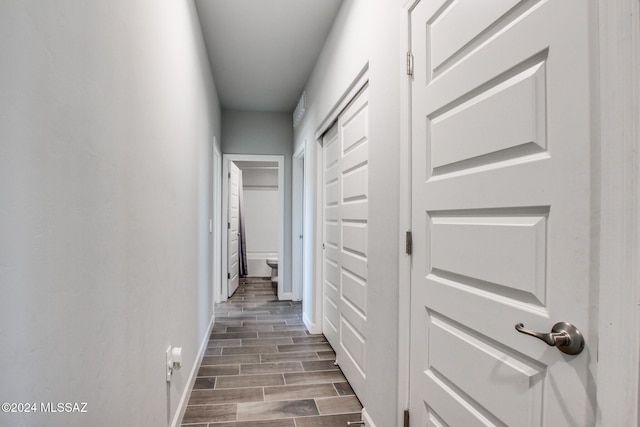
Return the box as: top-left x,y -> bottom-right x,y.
409,0 -> 595,425
323,85 -> 369,398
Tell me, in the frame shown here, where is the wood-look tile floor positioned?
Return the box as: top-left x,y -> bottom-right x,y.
181,278 -> 363,427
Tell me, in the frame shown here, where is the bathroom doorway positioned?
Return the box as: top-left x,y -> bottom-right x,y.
220,154 -> 285,301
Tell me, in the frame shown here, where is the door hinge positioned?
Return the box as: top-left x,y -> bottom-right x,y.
406,51 -> 414,76
227,222 -> 231,229
228,171 -> 231,178
404,409 -> 410,427
227,272 -> 231,279
405,230 -> 413,255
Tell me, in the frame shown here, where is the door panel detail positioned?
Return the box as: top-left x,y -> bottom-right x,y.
430,213 -> 547,304
430,59 -> 547,176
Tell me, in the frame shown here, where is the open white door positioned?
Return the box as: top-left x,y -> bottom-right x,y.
322,86 -> 369,399
227,161 -> 240,297
409,0 -> 595,425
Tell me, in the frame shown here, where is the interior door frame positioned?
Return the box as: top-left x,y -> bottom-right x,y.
397,1 -> 640,425
221,154 -> 285,301
292,145 -> 305,301
213,139 -> 223,304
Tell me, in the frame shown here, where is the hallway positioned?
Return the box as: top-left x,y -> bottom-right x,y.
2,1 -> 638,425
181,278 -> 362,426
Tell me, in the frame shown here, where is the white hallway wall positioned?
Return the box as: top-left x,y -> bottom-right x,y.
293,0 -> 401,426
0,1 -> 221,426
222,112 -> 293,295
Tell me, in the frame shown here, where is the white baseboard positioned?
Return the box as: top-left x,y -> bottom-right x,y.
171,313 -> 215,427
362,408 -> 376,427
303,312 -> 322,335
279,291 -> 293,301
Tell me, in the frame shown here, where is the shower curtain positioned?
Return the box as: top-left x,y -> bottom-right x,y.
238,171 -> 248,276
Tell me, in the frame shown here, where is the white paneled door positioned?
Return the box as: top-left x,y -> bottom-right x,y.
409,0 -> 595,425
227,161 -> 240,297
323,85 -> 369,398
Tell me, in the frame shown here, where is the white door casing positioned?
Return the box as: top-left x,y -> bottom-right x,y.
323,123 -> 340,347
322,85 -> 370,399
213,141 -> 223,304
227,161 -> 240,297
409,0 -> 595,425
293,147 -> 305,301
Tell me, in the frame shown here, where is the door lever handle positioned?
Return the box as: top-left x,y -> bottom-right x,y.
515,322 -> 584,355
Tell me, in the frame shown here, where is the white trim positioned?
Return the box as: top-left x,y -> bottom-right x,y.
302,312 -> 320,335
172,313 -> 216,427
221,159 -> 230,301
212,140 -> 223,304
309,136 -> 325,335
314,63 -> 370,141
279,292 -> 294,301
222,154 -> 286,300
303,136 -> 323,335
362,407 -> 376,427
397,2 -> 416,426
595,0 -> 640,425
292,145 -> 305,301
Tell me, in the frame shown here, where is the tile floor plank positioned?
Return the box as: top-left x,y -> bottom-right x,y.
201,354 -> 260,366
215,373 -> 285,389
283,370 -> 347,385
197,365 -> 239,377
188,387 -> 263,405
207,420 -> 295,427
181,403 -> 237,424
240,361 -> 304,375
302,360 -> 340,372
333,382 -> 356,396
237,399 -> 319,421
315,396 -> 363,415
263,383 -> 338,401
294,413 -> 362,427
259,351 -> 319,363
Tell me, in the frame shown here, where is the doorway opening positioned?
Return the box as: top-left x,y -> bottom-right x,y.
219,154 -> 286,301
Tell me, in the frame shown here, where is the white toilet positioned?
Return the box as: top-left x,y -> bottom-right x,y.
266,258 -> 278,287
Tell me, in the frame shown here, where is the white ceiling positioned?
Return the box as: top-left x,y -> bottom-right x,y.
195,0 -> 343,113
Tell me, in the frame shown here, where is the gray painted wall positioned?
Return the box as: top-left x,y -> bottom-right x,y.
222,111 -> 294,296
293,1 -> 401,425
0,1 -> 221,425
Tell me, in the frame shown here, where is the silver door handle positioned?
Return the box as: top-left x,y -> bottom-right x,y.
515,322 -> 584,355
